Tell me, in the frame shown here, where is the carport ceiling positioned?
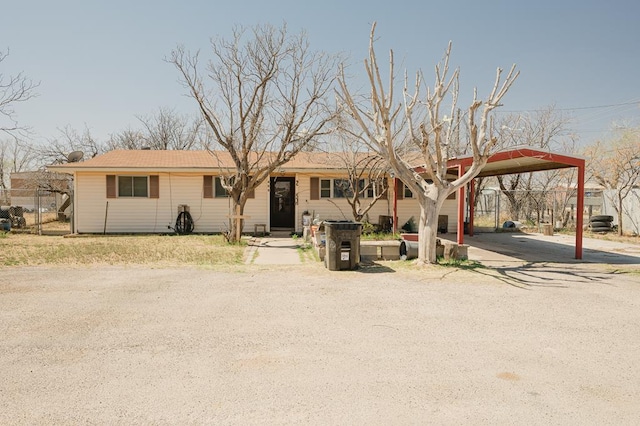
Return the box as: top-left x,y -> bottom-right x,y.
472,155 -> 574,177
448,146 -> 584,178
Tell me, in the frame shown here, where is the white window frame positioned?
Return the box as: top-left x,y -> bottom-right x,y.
214,177 -> 230,198
118,176 -> 149,198
320,178 -> 383,199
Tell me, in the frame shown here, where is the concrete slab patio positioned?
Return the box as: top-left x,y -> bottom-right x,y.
462,232 -> 640,267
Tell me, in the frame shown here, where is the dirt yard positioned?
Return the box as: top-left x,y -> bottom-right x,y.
1,263 -> 639,424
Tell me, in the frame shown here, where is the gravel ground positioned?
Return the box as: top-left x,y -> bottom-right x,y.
1,263 -> 639,425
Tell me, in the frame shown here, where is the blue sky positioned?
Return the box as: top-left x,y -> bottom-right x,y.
2,0 -> 639,147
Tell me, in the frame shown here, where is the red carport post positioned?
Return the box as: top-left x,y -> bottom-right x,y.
457,165 -> 465,245
575,160 -> 585,259
468,179 -> 475,237
393,177 -> 398,234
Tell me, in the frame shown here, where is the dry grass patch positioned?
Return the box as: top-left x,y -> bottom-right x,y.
0,234 -> 245,267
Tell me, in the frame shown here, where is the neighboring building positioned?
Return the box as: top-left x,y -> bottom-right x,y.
602,188 -> 640,235
8,171 -> 68,212
47,150 -> 453,235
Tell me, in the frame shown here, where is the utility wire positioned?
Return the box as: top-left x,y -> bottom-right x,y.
498,100 -> 640,113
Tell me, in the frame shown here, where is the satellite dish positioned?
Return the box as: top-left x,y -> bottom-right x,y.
67,151 -> 84,163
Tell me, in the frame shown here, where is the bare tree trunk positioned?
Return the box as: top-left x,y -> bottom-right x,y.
229,193 -> 248,243
418,202 -> 440,264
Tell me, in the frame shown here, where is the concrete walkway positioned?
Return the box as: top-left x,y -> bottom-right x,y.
247,236 -> 302,265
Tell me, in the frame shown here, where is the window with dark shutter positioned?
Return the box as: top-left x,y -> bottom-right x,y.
149,175 -> 159,199
203,176 -> 213,198
310,177 -> 319,200
106,175 -> 116,198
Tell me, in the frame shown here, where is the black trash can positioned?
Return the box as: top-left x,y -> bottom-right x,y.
324,220 -> 362,270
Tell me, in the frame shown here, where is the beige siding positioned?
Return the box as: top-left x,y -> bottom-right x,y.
296,173 -> 393,232
74,170 -> 465,235
396,195 -> 462,233
75,172 -> 268,234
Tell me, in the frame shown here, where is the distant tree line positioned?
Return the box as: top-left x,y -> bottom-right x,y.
2,22 -> 638,256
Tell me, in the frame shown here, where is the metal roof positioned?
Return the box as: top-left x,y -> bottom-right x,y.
447,146 -> 585,177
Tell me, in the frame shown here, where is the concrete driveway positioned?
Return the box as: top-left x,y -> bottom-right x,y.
463,232 -> 640,267
1,262 -> 639,425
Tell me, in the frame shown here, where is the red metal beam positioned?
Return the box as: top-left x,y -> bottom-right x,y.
575,160 -> 585,259
457,165 -> 465,245
448,147 -> 586,172
469,179 -> 475,237
393,177 -> 398,234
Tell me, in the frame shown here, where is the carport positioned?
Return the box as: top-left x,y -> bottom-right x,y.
448,146 -> 585,259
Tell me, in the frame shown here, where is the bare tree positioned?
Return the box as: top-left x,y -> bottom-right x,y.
137,107 -> 211,150
327,125 -> 389,222
585,128 -> 640,236
28,126 -> 102,198
1,49 -> 39,138
494,106 -> 571,220
168,23 -> 339,242
105,127 -> 146,151
523,137 -> 579,228
337,23 -> 518,264
37,125 -> 103,165
106,109 -> 211,151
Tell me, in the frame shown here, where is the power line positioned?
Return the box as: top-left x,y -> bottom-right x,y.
498,100 -> 640,113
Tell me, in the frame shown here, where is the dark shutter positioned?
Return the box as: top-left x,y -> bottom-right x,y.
203,175 -> 213,198
395,179 -> 404,200
149,175 -> 159,199
106,175 -> 116,198
310,177 -> 319,200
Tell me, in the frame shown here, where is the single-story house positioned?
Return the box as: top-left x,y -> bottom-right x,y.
48,146 -> 587,259
46,149 -> 459,236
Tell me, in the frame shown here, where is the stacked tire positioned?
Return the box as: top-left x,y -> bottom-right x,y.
589,215 -> 613,233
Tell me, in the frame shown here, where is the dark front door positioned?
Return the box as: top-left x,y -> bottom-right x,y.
270,177 -> 295,229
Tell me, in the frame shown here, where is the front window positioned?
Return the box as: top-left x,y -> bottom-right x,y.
403,184 -> 413,199
366,179 -> 386,198
333,179 -> 353,198
118,176 -> 148,197
319,178 -> 380,198
320,179 -> 331,198
215,177 -> 230,198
